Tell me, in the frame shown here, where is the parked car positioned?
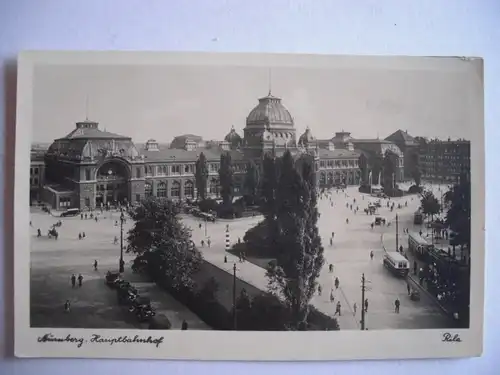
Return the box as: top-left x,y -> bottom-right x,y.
105,271 -> 121,286
60,208 -> 80,217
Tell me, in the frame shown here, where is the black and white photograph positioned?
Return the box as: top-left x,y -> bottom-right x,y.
14,52 -> 485,361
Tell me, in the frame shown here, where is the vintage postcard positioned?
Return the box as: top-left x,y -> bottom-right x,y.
14,51 -> 484,360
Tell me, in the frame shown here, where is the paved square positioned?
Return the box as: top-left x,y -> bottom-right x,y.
183,183 -> 453,330
30,208 -> 209,330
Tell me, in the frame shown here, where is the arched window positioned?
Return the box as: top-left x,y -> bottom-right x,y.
157,182 -> 167,198
171,181 -> 181,198
145,182 -> 152,197
184,180 -> 194,198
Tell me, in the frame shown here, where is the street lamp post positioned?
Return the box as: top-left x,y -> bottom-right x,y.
119,212 -> 125,273
204,218 -> 207,237
395,214 -> 399,253
361,273 -> 366,330
232,263 -> 237,330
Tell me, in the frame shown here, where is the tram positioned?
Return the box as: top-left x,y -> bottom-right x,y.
408,232 -> 434,260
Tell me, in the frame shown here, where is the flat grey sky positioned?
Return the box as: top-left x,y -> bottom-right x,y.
32,62 -> 475,144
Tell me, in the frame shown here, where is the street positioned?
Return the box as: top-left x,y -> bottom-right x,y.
183,183 -> 454,330
29,208 -> 210,330
29,182 -> 453,330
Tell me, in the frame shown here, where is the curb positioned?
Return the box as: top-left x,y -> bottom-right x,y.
380,232 -> 452,317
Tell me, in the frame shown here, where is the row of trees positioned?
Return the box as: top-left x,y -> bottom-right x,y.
248,151 -> 325,330
195,152 -> 260,207
419,171 -> 471,251
125,150 -> 330,330
358,149 -> 422,191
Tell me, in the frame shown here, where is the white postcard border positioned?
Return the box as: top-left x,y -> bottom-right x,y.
13,51 -> 485,361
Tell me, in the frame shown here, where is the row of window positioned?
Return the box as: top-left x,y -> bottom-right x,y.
145,163 -> 246,176
30,177 -> 39,186
30,167 -> 40,176
145,179 -> 223,198
319,159 -> 358,169
59,197 -> 72,208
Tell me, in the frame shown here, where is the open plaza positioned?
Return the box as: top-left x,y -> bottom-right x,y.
30,181 -> 454,331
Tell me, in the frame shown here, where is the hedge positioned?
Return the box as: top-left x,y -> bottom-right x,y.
150,259 -> 339,331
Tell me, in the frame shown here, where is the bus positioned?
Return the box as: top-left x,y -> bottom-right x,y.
383,252 -> 410,277
408,232 -> 433,260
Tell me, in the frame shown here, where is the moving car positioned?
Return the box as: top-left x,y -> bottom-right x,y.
60,208 -> 80,217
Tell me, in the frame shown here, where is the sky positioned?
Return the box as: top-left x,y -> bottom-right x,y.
31,57 -> 479,144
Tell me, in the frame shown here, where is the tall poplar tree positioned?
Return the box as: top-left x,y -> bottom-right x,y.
243,159 -> 259,204
219,152 -> 234,206
266,151 -> 325,330
195,152 -> 209,201
260,152 -> 278,221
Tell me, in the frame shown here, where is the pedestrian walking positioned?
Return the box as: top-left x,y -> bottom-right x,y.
201,239 -> 205,247
346,218 -> 349,224
64,300 -> 71,313
207,239 -> 211,248
93,260 -> 98,271
81,213 -> 84,220
334,301 -> 342,316
330,289 -> 335,303
181,320 -> 188,330
364,298 -> 369,313
407,283 -> 411,296
114,236 -> 118,245
199,223 -> 202,229
78,273 -> 83,287
370,250 -> 374,260
329,264 -> 333,273
394,298 -> 400,313
318,285 -> 322,296
330,238 -> 333,246
71,274 -> 76,288
353,302 -> 357,315
334,277 -> 340,290
399,245 -> 404,253
78,233 -> 82,240
82,232 -> 86,238
224,255 -> 227,263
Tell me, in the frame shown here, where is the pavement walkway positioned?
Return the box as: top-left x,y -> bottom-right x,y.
30,209 -> 210,330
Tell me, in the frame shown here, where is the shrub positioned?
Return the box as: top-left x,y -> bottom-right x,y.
358,185 -> 372,194
407,185 -> 423,194
242,219 -> 275,256
235,292 -> 340,331
198,198 -> 219,213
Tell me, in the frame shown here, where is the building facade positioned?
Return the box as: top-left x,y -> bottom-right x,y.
29,147 -> 46,205
385,130 -> 419,181
33,92 -> 375,210
418,139 -> 471,182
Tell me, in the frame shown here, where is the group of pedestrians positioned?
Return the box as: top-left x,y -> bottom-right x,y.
64,260 -> 100,313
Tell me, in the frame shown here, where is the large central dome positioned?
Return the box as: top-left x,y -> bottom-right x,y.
246,92 -> 294,129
